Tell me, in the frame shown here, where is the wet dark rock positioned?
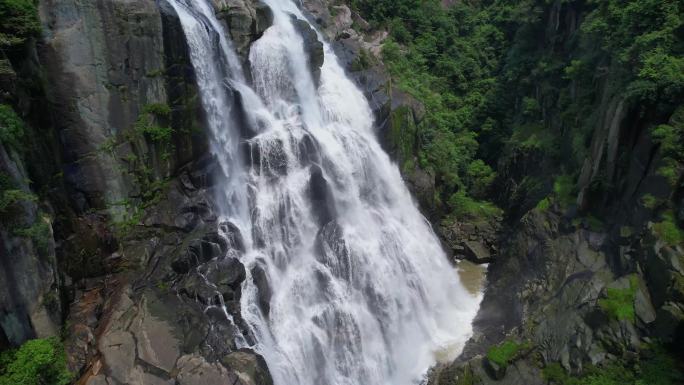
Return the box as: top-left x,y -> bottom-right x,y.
171,232 -> 227,274
463,240 -> 493,264
309,165 -> 336,226
219,221 -> 246,252
251,264 -> 272,316
245,138 -> 288,177
315,221 -> 353,282
204,258 -> 247,291
298,133 -> 321,166
189,155 -> 221,189
178,273 -> 218,305
291,17 -> 325,85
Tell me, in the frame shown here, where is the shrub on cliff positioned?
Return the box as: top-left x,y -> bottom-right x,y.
0,104 -> 25,153
0,337 -> 72,385
0,0 -> 41,47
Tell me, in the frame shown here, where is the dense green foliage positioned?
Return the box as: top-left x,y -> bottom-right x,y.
486,339 -> 528,368
0,338 -> 72,385
542,346 -> 684,385
351,0 -> 683,219
0,0 -> 41,47
651,107 -> 684,187
653,211 -> 684,246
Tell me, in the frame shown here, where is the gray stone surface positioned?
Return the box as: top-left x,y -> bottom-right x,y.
176,354 -> 240,385
0,141 -> 61,347
130,295 -> 181,373
39,0 -> 168,209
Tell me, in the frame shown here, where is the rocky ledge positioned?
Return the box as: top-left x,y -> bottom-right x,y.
64,158 -> 272,385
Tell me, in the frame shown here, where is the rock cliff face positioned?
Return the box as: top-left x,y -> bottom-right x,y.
0,0 -> 276,383
0,139 -> 61,347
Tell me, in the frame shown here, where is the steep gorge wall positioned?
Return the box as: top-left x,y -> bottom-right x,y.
0,0 -> 204,346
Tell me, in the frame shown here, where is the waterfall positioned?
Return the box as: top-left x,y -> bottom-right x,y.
165,1 -> 482,384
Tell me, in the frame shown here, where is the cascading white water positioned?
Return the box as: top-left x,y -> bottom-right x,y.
165,1 -> 482,384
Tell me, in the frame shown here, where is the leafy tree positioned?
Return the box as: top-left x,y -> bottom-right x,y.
0,338 -> 72,385
0,0 -> 41,47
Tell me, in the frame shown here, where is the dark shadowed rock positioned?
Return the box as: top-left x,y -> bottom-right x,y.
251,264 -> 272,316
463,240 -> 493,264
309,165 -> 336,226
220,221 -> 246,252
291,17 -> 324,85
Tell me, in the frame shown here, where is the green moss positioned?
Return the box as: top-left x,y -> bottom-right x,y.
388,106 -> 417,167
553,175 -> 576,208
0,337 -> 72,385
447,190 -> 502,220
536,197 -> 552,211
486,339 -> 528,368
598,275 -> 638,322
652,211 -> 684,246
641,194 -> 660,209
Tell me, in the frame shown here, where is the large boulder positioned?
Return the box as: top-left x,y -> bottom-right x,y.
217,0 -> 273,59
221,350 -> 273,385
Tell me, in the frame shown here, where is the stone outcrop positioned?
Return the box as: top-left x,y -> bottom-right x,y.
215,0 -> 273,60
429,208 -> 683,385
64,159 -> 271,385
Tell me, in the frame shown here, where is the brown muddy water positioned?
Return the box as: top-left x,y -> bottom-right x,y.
433,260 -> 488,364
456,259 -> 488,297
